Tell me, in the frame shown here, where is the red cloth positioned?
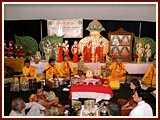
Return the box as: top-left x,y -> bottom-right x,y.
83,46 -> 87,61
71,46 -> 79,62
93,76 -> 109,84
95,46 -> 100,62
69,84 -> 113,99
57,46 -> 63,62
99,47 -> 104,61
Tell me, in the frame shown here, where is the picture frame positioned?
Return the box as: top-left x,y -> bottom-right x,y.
108,28 -> 134,62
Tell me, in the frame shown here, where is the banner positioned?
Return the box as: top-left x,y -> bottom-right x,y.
47,19 -> 83,38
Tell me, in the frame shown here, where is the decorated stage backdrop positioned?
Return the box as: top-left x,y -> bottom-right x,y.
4,19 -> 156,64
47,19 -> 83,38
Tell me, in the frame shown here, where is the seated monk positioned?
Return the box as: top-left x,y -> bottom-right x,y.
45,58 -> 63,80
107,57 -> 126,82
141,59 -> 156,86
31,58 -> 45,82
29,83 -> 65,116
60,55 -> 74,78
21,58 -> 37,83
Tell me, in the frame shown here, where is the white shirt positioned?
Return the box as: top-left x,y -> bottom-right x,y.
129,101 -> 153,116
9,102 -> 45,116
31,62 -> 44,74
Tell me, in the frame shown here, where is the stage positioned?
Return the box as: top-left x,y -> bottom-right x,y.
4,58 -> 152,74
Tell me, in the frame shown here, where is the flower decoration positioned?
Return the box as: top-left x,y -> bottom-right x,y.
133,54 -> 138,59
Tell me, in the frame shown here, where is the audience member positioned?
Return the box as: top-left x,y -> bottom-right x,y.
60,55 -> 74,78
9,97 -> 50,116
118,79 -> 141,116
22,58 -> 37,78
129,89 -> 153,116
29,82 -> 65,115
45,58 -> 63,80
107,101 -> 121,116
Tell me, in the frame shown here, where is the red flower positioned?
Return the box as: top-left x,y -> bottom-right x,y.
109,54 -> 116,59
133,54 -> 138,59
26,52 -> 31,56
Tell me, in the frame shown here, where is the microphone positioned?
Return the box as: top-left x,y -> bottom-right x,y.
118,63 -> 129,84
66,61 -> 71,71
43,66 -> 52,73
118,63 -> 129,75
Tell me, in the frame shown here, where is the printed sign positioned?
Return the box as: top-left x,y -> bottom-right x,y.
47,19 -> 83,38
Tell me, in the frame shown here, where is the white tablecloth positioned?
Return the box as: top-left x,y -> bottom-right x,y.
72,92 -> 111,103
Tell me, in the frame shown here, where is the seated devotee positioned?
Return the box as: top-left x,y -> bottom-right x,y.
29,83 -> 65,116
141,59 -> 156,86
107,101 -> 121,116
21,58 -> 37,84
9,97 -> 50,116
45,58 -> 63,80
118,79 -> 141,116
60,55 -> 74,78
23,58 -> 37,77
31,58 -> 44,82
107,57 -> 126,82
129,89 -> 153,116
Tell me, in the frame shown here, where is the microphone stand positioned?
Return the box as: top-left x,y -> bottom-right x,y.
43,67 -> 52,87
53,73 -> 61,91
66,61 -> 72,85
118,63 -> 129,84
51,65 -> 62,91
124,71 -> 129,84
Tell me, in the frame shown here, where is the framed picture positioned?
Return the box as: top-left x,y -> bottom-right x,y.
108,28 -> 134,62
72,100 -> 82,111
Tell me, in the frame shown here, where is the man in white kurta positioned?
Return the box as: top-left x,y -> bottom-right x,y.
9,97 -> 50,116
31,58 -> 45,82
31,58 -> 44,74
129,90 -> 153,116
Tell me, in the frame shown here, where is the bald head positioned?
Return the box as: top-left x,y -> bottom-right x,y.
34,58 -> 40,64
11,97 -> 25,112
116,58 -> 122,64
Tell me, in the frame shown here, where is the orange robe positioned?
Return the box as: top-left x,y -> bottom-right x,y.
71,45 -> 79,62
142,66 -> 156,85
99,47 -> 103,62
99,41 -> 104,62
57,46 -> 63,62
83,45 -> 87,61
107,63 -> 126,82
45,64 -> 63,80
87,41 -> 92,62
22,66 -> 37,77
60,61 -> 73,78
22,65 -> 38,82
